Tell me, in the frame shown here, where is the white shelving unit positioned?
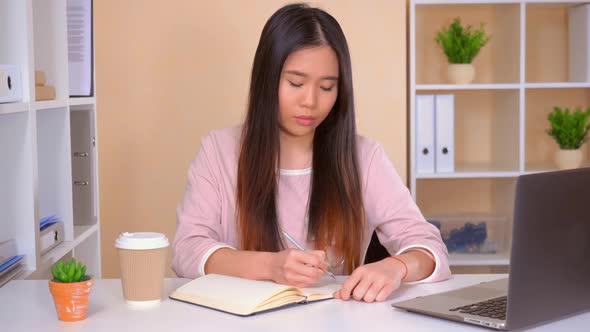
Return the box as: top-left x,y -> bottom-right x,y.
0,102 -> 30,115
0,0 -> 100,281
410,0 -> 590,268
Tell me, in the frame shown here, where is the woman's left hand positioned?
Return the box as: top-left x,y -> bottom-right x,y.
334,257 -> 406,303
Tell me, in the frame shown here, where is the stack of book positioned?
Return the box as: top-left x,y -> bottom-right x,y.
0,240 -> 25,287
35,70 -> 56,101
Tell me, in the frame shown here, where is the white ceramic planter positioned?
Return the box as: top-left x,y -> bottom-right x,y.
448,63 -> 475,84
555,149 -> 584,170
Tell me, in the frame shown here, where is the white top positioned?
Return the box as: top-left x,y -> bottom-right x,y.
115,232 -> 169,250
1,275 -> 588,331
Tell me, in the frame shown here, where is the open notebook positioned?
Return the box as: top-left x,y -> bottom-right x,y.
169,274 -> 341,316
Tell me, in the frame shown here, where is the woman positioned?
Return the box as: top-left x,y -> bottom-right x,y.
172,3 -> 450,303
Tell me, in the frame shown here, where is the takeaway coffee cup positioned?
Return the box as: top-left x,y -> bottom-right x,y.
115,232 -> 169,308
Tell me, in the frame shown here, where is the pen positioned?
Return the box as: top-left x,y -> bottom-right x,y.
281,230 -> 336,279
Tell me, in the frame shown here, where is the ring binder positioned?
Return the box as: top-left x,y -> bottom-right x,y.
416,95 -> 435,174
435,94 -> 455,173
40,221 -> 64,255
0,65 -> 23,103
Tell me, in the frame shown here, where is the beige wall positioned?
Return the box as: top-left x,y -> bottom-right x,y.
95,0 -> 407,278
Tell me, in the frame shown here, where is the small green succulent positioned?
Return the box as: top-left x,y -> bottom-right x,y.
51,258 -> 90,283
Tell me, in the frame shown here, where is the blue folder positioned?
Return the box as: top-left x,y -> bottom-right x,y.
0,255 -> 24,273
40,214 -> 60,231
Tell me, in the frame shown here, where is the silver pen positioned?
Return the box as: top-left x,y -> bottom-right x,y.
281,230 -> 336,279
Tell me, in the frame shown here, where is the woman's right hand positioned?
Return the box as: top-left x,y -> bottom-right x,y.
269,249 -> 329,288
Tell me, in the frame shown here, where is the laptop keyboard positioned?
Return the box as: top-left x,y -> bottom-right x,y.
450,296 -> 507,320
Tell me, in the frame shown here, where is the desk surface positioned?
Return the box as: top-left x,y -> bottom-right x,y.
0,274 -> 588,331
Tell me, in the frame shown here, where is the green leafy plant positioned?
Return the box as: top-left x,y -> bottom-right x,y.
435,18 -> 491,64
546,106 -> 590,150
51,258 -> 90,283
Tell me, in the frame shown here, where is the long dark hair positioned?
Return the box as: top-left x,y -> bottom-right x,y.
236,3 -> 365,273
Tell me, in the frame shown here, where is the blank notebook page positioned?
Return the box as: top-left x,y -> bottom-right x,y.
174,274 -> 293,312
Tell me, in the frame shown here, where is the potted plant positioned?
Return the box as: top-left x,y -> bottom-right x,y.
48,258 -> 93,321
435,17 -> 491,84
546,106 -> 590,170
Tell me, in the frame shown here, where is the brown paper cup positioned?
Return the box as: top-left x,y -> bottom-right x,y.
115,232 -> 169,309
118,247 -> 167,302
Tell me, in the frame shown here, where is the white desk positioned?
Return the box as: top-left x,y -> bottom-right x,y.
0,274 -> 588,331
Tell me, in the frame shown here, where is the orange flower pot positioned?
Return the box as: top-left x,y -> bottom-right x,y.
48,278 -> 94,321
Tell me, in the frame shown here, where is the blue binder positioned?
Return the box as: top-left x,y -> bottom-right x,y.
0,255 -> 24,273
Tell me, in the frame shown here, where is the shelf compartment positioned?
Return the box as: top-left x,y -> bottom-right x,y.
524,88 -> 590,171
36,107 -> 74,250
0,112 -> 36,271
32,0 -> 69,101
70,108 -> 97,226
414,3 -> 520,84
417,177 -> 516,266
39,224 -> 98,270
525,2 -> 585,83
416,89 -> 521,174
417,178 -> 516,216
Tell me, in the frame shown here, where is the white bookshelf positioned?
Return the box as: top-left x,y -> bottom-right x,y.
0,0 -> 100,281
34,99 -> 69,111
410,0 -> 590,268
525,82 -> 590,88
416,83 -> 521,90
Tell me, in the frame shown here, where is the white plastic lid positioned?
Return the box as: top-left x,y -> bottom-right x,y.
115,232 -> 169,250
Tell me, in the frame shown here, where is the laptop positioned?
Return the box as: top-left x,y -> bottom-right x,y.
392,167 -> 590,330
